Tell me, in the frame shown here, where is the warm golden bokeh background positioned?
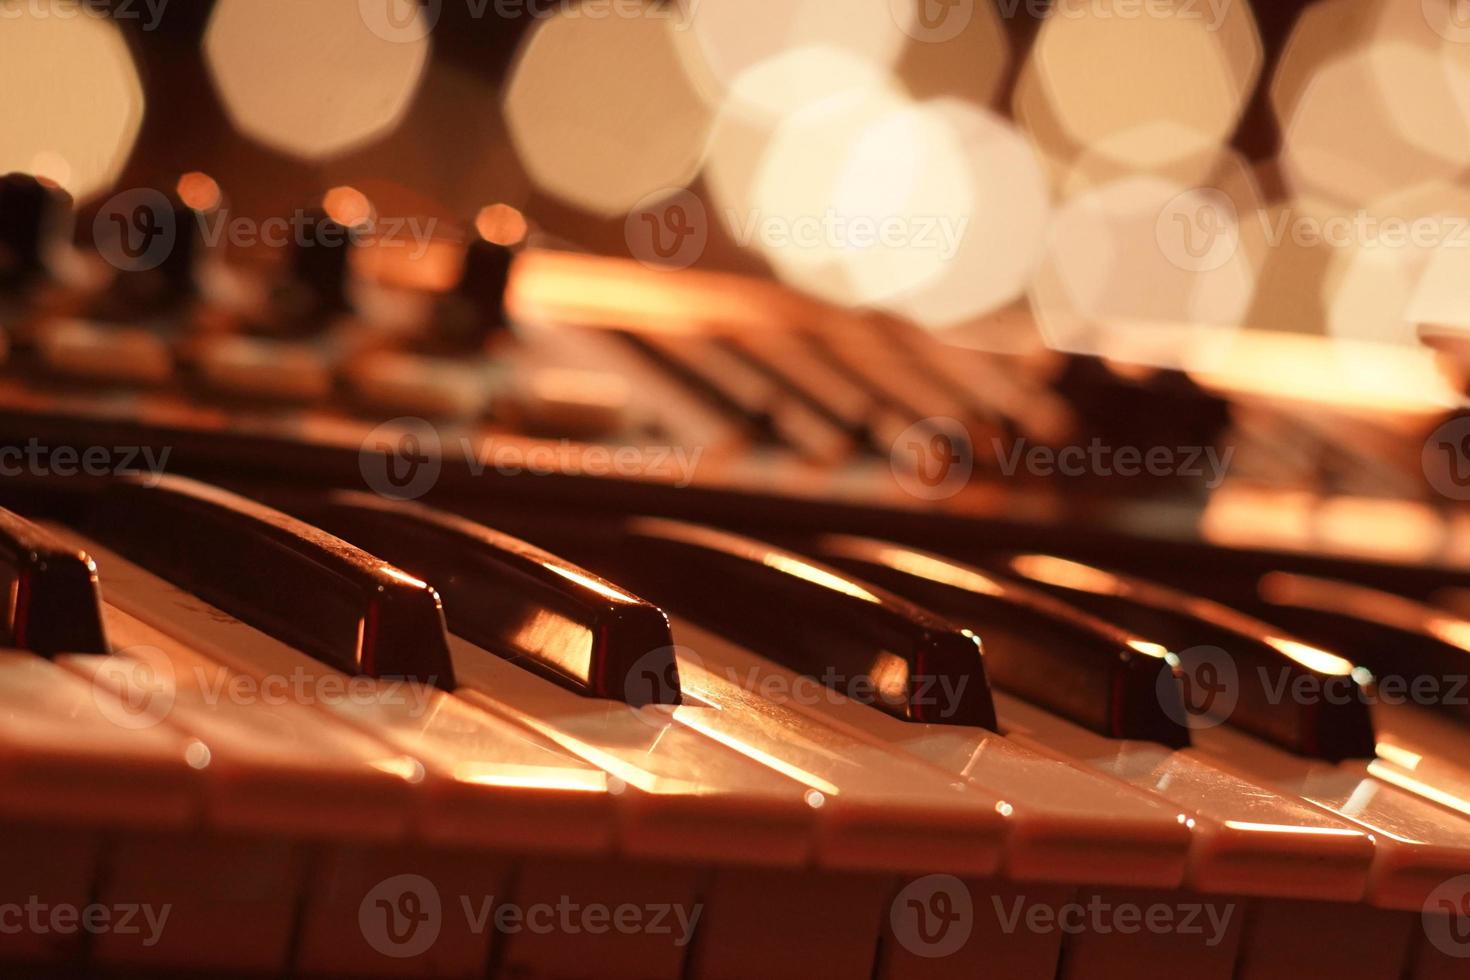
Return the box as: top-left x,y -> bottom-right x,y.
3,0 -> 1470,366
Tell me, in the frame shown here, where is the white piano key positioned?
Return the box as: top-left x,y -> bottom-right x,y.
1193,712 -> 1470,912
60,607 -> 420,842
995,693 -> 1374,901
41,523 -> 620,856
0,651 -> 199,828
671,619 -> 1191,888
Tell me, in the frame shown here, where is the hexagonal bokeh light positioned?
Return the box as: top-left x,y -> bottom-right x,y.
0,1 -> 144,201
671,0 -> 918,117
1022,0 -> 1261,172
204,0 -> 431,161
1280,43 -> 1467,207
1029,170 -> 1259,358
504,7 -> 714,217
1277,0 -> 1470,210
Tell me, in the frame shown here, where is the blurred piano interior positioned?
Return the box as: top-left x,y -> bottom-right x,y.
8,0 -> 1470,977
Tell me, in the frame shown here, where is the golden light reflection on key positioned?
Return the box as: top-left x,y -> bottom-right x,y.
1220,820 -> 1366,838
0,1 -> 143,201
450,762 -> 609,794
508,607 -> 594,688
1261,636 -> 1357,678
203,0 -> 430,160
872,546 -> 1008,598
674,710 -> 842,799
759,553 -> 880,604
1009,555 -> 1125,596
504,6 -> 713,216
1367,761 -> 1470,818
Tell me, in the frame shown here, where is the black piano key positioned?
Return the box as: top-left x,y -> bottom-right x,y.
261,206 -> 356,336
0,506 -> 107,655
87,475 -> 455,688
0,173 -> 71,289
1252,571 -> 1470,717
88,184 -> 205,321
992,552 -> 1376,761
287,491 -> 681,706
611,330 -> 851,461
559,516 -> 997,728
812,534 -> 1189,747
424,237 -> 515,355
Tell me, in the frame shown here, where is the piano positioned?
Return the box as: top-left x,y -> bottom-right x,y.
0,163 -> 1468,979
6,2 -> 1470,977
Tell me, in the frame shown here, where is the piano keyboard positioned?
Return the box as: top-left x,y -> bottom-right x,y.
1,171 -> 1470,979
